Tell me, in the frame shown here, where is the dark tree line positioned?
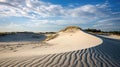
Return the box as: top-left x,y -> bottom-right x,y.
84,28 -> 102,32
84,28 -> 120,35
106,31 -> 120,35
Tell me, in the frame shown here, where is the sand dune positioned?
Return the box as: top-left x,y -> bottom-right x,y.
0,26 -> 120,67
47,27 -> 102,51
0,47 -> 120,67
0,26 -> 102,57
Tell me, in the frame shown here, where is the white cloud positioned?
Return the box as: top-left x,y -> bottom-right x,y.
97,18 -> 120,23
0,22 -> 24,32
0,0 -> 119,31
67,4 -> 107,19
93,18 -> 120,31
96,0 -> 110,9
0,0 -> 6,2
0,0 -> 110,19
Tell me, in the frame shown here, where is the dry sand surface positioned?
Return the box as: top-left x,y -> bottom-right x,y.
0,26 -> 120,67
98,34 -> 120,40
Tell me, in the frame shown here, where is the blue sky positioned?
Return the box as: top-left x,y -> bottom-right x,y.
0,0 -> 120,32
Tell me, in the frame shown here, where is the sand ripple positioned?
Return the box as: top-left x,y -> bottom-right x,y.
0,47 -> 120,67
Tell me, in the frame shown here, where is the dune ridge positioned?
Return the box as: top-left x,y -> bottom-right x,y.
46,26 -> 103,51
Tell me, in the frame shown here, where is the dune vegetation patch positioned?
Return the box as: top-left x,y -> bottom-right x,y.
59,26 -> 82,33
45,34 -> 59,41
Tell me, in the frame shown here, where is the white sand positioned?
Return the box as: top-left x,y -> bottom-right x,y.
98,34 -> 120,40
1,27 -> 120,67
0,29 -> 102,58
47,30 -> 102,52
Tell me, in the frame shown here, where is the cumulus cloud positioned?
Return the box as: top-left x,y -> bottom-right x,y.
0,22 -> 25,32
0,0 -> 119,31
0,0 -> 110,19
93,18 -> 120,31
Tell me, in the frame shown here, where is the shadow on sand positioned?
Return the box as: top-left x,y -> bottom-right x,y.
94,36 -> 120,63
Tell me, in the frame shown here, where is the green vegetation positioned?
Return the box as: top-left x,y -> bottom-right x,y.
0,32 -> 17,36
45,34 -> 59,41
59,26 -> 82,32
105,31 -> 120,35
84,28 -> 120,35
41,32 -> 56,35
85,28 -> 102,32
0,32 -> 37,37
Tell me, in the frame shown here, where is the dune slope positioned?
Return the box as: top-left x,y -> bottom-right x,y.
46,26 -> 103,51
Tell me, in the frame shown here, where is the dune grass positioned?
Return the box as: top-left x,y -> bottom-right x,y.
59,26 -> 81,32
45,34 -> 59,41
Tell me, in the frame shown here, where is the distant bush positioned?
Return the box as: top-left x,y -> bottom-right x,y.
108,31 -> 120,35
0,32 -> 34,37
85,28 -> 120,35
0,32 -> 19,36
59,26 -> 82,32
0,32 -> 10,36
85,28 -> 102,32
0,33 -> 7,36
44,32 -> 56,34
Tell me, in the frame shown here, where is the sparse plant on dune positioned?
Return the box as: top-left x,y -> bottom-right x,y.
45,34 -> 59,41
59,26 -> 82,33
